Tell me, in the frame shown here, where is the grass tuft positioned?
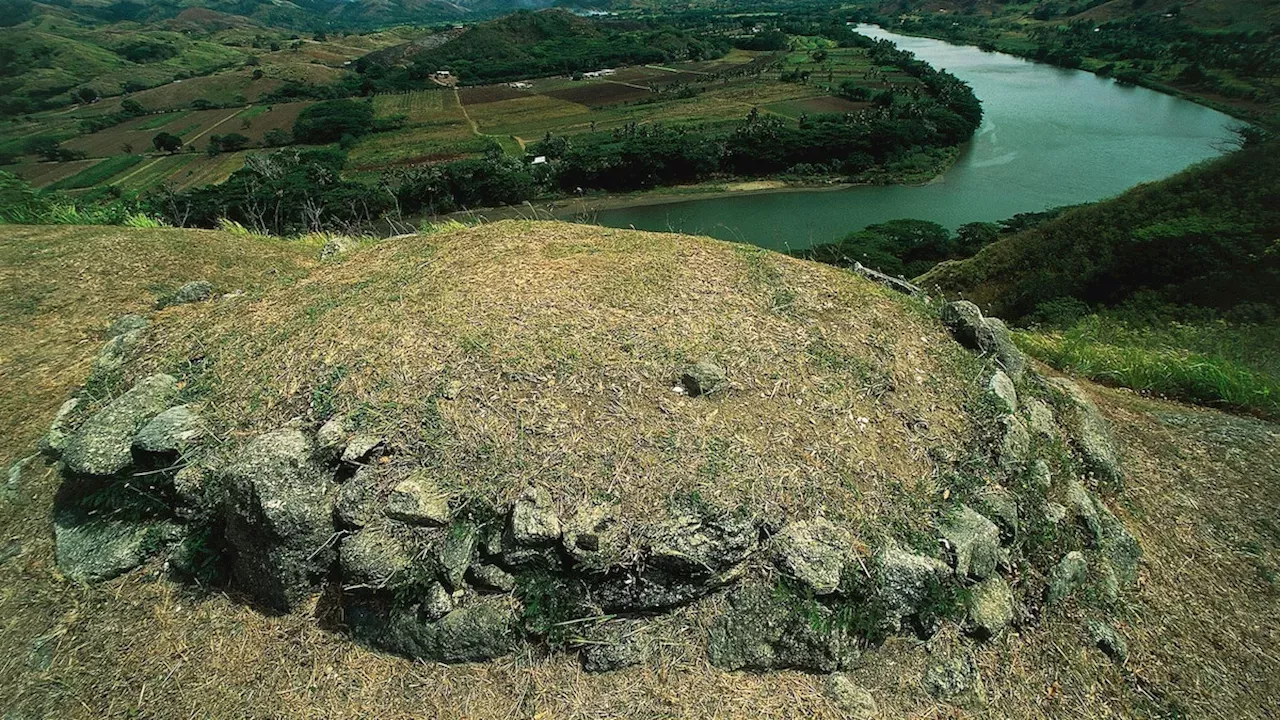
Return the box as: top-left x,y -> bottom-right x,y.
1017,316 -> 1280,419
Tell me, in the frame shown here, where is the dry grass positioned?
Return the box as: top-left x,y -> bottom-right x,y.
129,220 -> 981,536
1,222 -> 1279,718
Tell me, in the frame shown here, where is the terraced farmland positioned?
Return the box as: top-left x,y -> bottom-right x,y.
11,44 -> 909,193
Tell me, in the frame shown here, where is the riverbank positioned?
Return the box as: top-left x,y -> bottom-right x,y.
866,21 -> 1273,130
420,146 -> 961,231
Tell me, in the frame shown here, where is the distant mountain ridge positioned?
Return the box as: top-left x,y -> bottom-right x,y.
6,0 -> 557,30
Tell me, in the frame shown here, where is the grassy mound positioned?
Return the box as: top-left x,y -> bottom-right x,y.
125,220 -> 984,536
4,221 -> 1280,718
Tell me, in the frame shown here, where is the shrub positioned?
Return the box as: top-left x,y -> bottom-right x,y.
292,99 -> 375,145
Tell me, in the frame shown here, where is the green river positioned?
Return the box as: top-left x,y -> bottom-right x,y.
578,26 -> 1244,252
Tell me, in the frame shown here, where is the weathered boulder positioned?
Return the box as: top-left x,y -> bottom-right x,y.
923,653 -> 987,709
1064,478 -> 1103,540
771,519 -> 852,595
1046,551 -> 1088,605
1086,619 -> 1128,664
979,318 -> 1028,381
822,674 -> 878,720
706,585 -> 858,672
132,405 -> 203,457
339,527 -> 413,588
680,358 -> 728,397
580,620 -> 653,673
54,513 -> 178,582
320,235 -> 359,260
422,581 -> 455,620
997,414 -> 1031,473
1049,378 -> 1123,487
1024,398 -> 1058,440
347,597 -> 518,662
509,486 -> 561,545
649,512 -> 755,575
315,415 -> 349,461
940,302 -> 1027,379
93,329 -> 145,375
39,398 -> 80,459
384,471 -> 450,526
1096,503 -> 1142,585
335,466 -> 381,529
223,429 -> 336,612
978,487 -> 1019,544
341,433 -> 384,464
105,314 -> 148,338
986,370 -> 1018,414
467,563 -> 516,593
438,522 -> 478,590
941,301 -> 985,348
158,280 -> 214,308
939,505 -> 1001,580
1029,458 -> 1053,493
62,374 -> 178,477
966,576 -> 1014,640
875,546 -> 953,631
561,501 -> 629,569
3,454 -> 34,504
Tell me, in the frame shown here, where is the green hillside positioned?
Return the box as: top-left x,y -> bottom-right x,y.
919,140 -> 1280,417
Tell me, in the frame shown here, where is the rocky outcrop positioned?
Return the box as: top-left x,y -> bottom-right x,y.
54,513 -> 178,582
35,283 -> 1148,682
61,374 -> 178,476
771,519 -> 853,596
157,280 -> 214,308
966,576 -> 1014,639
707,585 -> 858,672
223,429 -> 336,612
875,546 -> 953,631
679,358 -> 727,397
347,596 -> 519,662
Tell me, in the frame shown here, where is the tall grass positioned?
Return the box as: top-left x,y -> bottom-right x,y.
1018,314 -> 1280,419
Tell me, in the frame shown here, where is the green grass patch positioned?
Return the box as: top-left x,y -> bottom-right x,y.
46,155 -> 145,190
1017,315 -> 1280,419
137,111 -> 191,131
235,106 -> 270,121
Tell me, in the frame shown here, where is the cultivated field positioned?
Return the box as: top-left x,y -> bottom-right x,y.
13,42 -> 920,192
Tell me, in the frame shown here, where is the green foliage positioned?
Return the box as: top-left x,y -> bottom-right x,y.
1018,311 -> 1280,419
152,132 -> 183,153
154,148 -> 392,235
925,142 -> 1280,320
733,29 -> 789,51
361,10 -> 729,88
26,137 -> 85,162
207,133 -> 251,154
292,99 -> 376,145
0,171 -> 162,227
802,219 -> 992,277
515,572 -> 589,649
47,155 -> 143,190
